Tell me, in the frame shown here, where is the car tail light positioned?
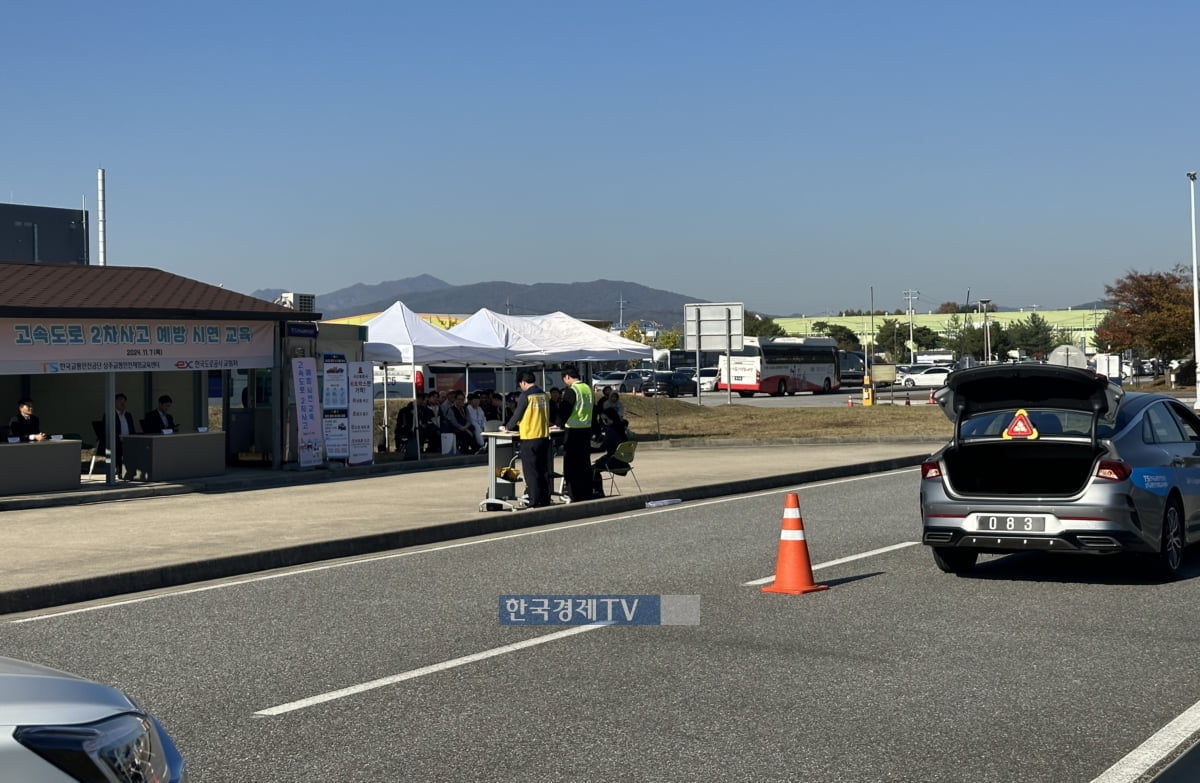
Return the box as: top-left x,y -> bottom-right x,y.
921,460 -> 943,480
415,370 -> 425,392
1096,460 -> 1132,481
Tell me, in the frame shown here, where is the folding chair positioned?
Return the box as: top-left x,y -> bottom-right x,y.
596,441 -> 641,495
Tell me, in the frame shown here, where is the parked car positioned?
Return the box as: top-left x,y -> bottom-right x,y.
697,367 -> 719,392
0,655 -> 186,781
897,365 -> 951,387
643,371 -> 697,398
921,364 -> 1193,578
598,371 -> 646,394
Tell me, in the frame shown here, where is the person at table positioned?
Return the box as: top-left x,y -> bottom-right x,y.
8,398 -> 47,442
100,392 -> 137,476
143,395 -> 178,433
501,371 -> 552,508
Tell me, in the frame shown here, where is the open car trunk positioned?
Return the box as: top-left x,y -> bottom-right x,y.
941,440 -> 1102,497
931,365 -> 1120,497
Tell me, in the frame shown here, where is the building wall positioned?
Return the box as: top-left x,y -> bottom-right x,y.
775,308 -> 1109,351
0,204 -> 88,265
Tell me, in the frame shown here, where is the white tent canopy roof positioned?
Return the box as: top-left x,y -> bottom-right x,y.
449,309 -> 653,363
448,308 -> 552,362
524,312 -> 653,361
362,302 -> 511,365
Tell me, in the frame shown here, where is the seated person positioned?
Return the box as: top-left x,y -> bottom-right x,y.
440,391 -> 477,454
143,394 -> 178,433
8,398 -> 47,442
592,385 -> 615,444
603,391 -> 626,421
591,407 -> 631,497
419,393 -> 441,453
466,393 -> 488,449
480,392 -> 502,422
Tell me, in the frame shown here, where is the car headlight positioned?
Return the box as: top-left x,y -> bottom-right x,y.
14,711 -> 185,783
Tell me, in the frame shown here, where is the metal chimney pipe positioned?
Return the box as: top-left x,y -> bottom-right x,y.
97,168 -> 106,266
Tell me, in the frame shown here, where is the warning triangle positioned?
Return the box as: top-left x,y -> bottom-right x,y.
1003,409 -> 1038,440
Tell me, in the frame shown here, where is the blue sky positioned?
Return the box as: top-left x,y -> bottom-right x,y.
6,1 -> 1200,318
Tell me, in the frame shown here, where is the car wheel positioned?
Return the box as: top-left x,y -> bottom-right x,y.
668,386 -> 677,398
776,380 -> 787,397
620,384 -> 628,393
903,378 -> 915,387
822,378 -> 831,394
1152,497 -> 1186,579
932,547 -> 978,575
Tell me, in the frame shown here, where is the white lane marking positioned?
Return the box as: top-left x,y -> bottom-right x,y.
1090,699 -> 1200,782
11,468 -> 920,623
743,542 -> 920,586
255,624 -> 608,717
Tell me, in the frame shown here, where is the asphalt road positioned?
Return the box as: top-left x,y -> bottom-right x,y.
4,470 -> 1200,782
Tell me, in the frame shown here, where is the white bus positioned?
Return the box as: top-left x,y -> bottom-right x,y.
717,336 -> 841,397
373,364 -> 436,399
373,364 -> 527,398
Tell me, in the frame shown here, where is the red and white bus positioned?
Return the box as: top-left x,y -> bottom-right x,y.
717,336 -> 841,397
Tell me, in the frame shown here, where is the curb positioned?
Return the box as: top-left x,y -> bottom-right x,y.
0,455 -> 926,615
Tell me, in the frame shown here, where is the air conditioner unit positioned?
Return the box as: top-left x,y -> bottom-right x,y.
277,292 -> 316,313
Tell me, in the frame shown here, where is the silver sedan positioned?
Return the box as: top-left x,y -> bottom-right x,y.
0,656 -> 186,781
920,364 -> 1197,578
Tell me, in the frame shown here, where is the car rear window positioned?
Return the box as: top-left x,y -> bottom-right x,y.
959,408 -> 1105,439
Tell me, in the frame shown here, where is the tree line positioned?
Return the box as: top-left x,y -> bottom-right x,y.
636,267 -> 1189,365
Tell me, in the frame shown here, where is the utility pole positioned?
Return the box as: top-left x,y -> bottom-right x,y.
617,294 -> 627,329
979,298 -> 992,363
903,289 -> 919,363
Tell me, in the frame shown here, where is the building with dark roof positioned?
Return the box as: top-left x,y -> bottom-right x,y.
0,203 -> 89,265
0,262 -> 370,484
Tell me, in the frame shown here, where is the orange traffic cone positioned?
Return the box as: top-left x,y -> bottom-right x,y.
761,493 -> 829,595
927,388 -> 936,404
847,395 -> 854,407
904,393 -> 911,407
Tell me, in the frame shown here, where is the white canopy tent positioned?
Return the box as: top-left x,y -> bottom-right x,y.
523,312 -> 654,362
363,302 -> 512,458
363,301 -> 512,366
448,308 -> 559,362
450,309 -> 653,364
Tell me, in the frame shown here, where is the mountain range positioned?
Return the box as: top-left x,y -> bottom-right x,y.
250,276 -> 713,328
248,277 -> 1109,328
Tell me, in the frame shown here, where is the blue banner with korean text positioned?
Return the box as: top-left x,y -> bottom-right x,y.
499,594 -> 700,626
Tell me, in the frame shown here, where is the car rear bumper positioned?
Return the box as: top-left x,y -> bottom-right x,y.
921,491 -> 1156,555
921,526 -> 1153,554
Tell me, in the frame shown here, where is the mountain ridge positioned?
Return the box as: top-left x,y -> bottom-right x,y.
248,278 -> 1107,328
250,277 -> 713,328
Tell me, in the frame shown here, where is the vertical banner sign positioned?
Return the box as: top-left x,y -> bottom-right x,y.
347,361 -> 374,465
322,354 -> 350,460
291,357 -> 325,467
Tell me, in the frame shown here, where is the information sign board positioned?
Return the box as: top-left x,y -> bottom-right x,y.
683,303 -> 745,352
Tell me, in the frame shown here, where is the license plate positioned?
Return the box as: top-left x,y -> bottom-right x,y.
976,514 -> 1046,533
